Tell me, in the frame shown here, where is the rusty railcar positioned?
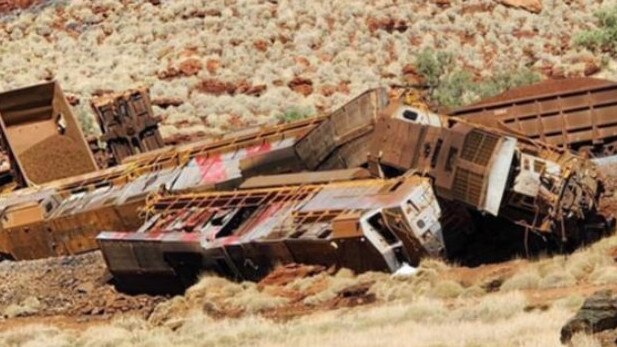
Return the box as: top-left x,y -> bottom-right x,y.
371,99 -> 610,248
0,81 -> 98,188
91,88 -> 165,165
450,78 -> 617,157
0,88 -> 387,260
97,175 -> 444,291
96,93 -> 613,291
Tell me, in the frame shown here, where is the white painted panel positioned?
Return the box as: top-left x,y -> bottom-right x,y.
484,137 -> 516,216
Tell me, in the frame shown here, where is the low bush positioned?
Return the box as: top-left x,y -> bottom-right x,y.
574,6 -> 617,54
414,49 -> 540,108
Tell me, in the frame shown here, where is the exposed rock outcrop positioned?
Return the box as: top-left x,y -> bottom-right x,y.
561,290 -> 617,343
497,0 -> 542,13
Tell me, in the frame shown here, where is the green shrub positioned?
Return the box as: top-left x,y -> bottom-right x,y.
475,68 -> 540,98
277,106 -> 314,123
414,48 -> 453,88
432,70 -> 475,108
574,6 -> 617,54
413,49 -> 540,108
77,110 -> 97,136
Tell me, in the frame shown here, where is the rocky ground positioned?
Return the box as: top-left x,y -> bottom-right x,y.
3,171 -> 617,345
3,236 -> 617,346
0,252 -> 163,320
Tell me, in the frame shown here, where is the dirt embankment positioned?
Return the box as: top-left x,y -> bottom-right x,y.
0,252 -> 163,328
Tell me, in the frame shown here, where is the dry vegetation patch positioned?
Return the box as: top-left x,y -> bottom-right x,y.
0,0 -> 613,139
4,235 -> 617,345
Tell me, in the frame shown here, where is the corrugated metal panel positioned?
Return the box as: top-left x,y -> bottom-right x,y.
451,168 -> 484,207
460,130 -> 499,166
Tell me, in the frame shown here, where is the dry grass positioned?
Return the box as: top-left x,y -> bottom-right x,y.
2,296 -> 41,319
432,280 -> 465,299
539,272 -> 577,289
501,270 -> 541,291
4,227 -> 617,346
1,248 -> 609,346
149,274 -> 288,327
0,292 -> 593,347
589,266 -> 617,285
498,234 -> 617,293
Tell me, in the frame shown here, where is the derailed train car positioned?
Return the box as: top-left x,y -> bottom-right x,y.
0,88 -> 387,260
96,95 -> 613,290
370,99 -> 611,258
0,81 -> 613,292
98,173 -> 444,292
450,77 -> 617,157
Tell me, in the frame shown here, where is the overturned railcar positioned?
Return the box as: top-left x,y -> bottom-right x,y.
97,174 -> 444,292
0,81 -> 97,188
370,99 -> 612,254
0,88 -> 386,260
91,88 -> 165,165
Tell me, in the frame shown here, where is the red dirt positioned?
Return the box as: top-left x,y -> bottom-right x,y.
258,264 -> 328,288
19,135 -> 95,184
0,0 -> 39,14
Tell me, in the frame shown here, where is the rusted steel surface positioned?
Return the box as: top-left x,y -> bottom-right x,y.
91,88 -> 164,165
370,99 -> 609,242
293,88 -> 386,170
0,80 -> 613,292
450,78 -> 617,155
0,81 -> 97,187
0,88 -> 386,260
97,176 -> 444,288
96,92 -> 613,291
240,168 -> 371,189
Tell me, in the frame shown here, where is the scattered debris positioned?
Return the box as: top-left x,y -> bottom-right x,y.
0,84 -> 614,294
0,252 -> 163,320
91,87 -> 164,164
393,263 -> 418,278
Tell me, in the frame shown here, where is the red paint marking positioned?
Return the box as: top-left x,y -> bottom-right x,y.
245,142 -> 272,157
99,231 -> 134,240
148,232 -> 166,241
195,155 -> 228,183
234,202 -> 283,237
206,227 -> 221,241
179,232 -> 200,242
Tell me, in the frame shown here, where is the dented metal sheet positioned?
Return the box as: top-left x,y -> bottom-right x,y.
91,88 -> 164,165
0,80 -> 613,294
295,88 -> 385,169
240,168 -> 371,189
451,78 -> 617,156
369,99 -> 611,239
97,175 -> 445,284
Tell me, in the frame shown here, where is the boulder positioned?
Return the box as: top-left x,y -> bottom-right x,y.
496,0 -> 542,13
288,77 -> 314,96
561,290 -> 617,343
